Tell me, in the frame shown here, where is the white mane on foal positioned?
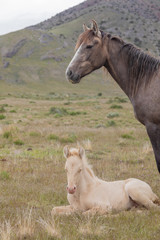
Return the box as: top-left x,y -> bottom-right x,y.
68,147 -> 95,179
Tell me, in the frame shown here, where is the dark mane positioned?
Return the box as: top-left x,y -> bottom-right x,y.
121,42 -> 160,95
75,29 -> 160,95
111,35 -> 125,45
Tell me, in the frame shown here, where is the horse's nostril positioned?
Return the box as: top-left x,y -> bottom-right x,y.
73,186 -> 76,190
67,69 -> 72,77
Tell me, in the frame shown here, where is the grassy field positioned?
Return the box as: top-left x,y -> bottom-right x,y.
0,84 -> 160,240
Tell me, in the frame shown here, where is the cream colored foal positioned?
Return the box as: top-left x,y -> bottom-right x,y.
52,146 -> 159,215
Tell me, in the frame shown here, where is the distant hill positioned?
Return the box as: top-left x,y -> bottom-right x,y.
0,0 -> 159,91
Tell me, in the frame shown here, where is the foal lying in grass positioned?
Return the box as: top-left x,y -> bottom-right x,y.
52,146 -> 159,215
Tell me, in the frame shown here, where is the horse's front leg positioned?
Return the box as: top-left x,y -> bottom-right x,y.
146,123 -> 160,173
83,205 -> 112,216
51,205 -> 76,215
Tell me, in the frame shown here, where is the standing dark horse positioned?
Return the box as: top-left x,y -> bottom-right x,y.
66,20 -> 160,173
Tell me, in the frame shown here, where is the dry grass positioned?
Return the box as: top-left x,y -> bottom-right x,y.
16,208 -> 35,239
38,216 -> 61,238
0,93 -> 160,239
0,220 -> 12,240
78,215 -> 106,236
82,139 -> 92,151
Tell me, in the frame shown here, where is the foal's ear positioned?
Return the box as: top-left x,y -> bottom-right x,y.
79,147 -> 85,159
63,145 -> 70,158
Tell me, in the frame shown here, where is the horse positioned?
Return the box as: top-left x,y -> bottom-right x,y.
52,146 -> 159,215
65,20 -> 160,173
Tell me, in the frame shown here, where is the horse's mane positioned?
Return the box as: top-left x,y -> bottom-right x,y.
108,35 -> 160,81
75,29 -> 160,95
105,33 -> 160,95
69,147 -> 95,179
121,42 -> 160,94
82,154 -> 95,179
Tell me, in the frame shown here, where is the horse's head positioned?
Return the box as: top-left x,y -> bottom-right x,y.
66,20 -> 108,84
63,146 -> 85,194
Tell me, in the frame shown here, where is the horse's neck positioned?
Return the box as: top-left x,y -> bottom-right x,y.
77,166 -> 96,196
104,40 -> 132,100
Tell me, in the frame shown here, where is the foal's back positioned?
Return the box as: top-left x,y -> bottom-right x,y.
86,178 -> 133,211
87,177 -> 158,211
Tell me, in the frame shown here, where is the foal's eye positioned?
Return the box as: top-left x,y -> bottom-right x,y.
86,45 -> 93,49
78,168 -> 82,173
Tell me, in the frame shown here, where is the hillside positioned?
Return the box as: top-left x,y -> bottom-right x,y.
0,0 -> 159,95
0,2 -> 160,237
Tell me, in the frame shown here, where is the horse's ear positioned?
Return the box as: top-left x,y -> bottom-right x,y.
83,23 -> 90,32
63,146 -> 70,158
79,147 -> 85,159
91,19 -> 101,38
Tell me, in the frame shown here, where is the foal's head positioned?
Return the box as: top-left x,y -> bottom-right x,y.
63,146 -> 85,194
66,20 -> 108,83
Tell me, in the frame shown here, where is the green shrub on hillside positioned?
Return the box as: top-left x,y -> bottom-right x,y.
107,112 -> 119,118
0,114 -> 5,120
110,104 -> 123,109
0,106 -> 5,113
14,139 -> 24,145
3,131 -> 12,139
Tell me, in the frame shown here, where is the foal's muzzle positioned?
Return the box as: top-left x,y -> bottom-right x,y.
67,186 -> 76,194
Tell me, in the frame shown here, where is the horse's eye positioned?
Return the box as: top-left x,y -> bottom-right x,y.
78,168 -> 82,173
86,45 -> 93,49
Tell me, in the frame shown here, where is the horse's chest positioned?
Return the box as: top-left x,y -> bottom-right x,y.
133,99 -> 160,125
67,194 -> 81,209
132,83 -> 160,125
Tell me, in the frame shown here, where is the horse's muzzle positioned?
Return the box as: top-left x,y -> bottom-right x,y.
67,186 -> 76,194
66,69 -> 81,84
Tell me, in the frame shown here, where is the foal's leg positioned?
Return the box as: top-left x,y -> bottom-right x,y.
51,205 -> 77,215
146,123 -> 160,173
83,204 -> 112,215
125,181 -> 159,209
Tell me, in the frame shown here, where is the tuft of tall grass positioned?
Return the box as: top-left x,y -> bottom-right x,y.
107,112 -> 119,118
0,220 -> 12,240
38,216 -> 61,238
82,139 -> 92,151
78,215 -> 106,237
16,208 -> 35,239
